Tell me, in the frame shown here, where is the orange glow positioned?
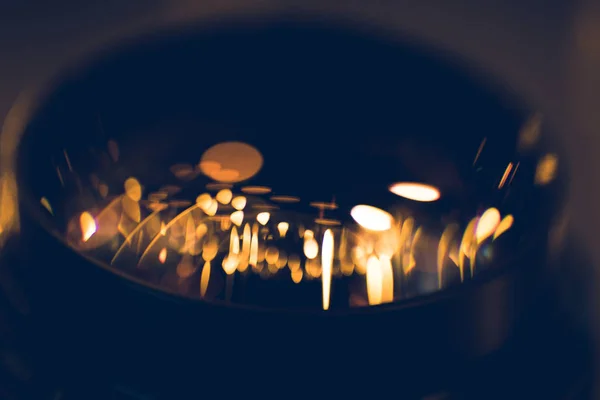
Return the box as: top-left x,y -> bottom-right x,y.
230,227 -> 240,255
291,268 -> 303,283
315,218 -> 341,226
309,201 -> 338,210
265,247 -> 279,265
196,193 -> 212,210
158,247 -> 167,264
205,199 -> 218,217
476,208 -> 501,244
80,212 -> 96,242
231,196 -> 247,210
498,163 -> 513,189
202,239 -> 218,262
350,205 -> 393,232
366,255 -> 382,306
459,218 -> 478,280
241,186 -> 272,195
277,222 -> 289,237
238,223 -> 251,272
494,215 -> 514,240
40,197 -> 53,215
222,254 -> 239,275
270,195 -> 300,203
200,262 -> 211,297
124,177 -> 142,202
288,254 -> 301,271
216,189 -> 233,204
230,211 -> 244,227
256,212 -> 270,225
535,154 -> 558,185
249,224 -> 259,267
388,182 -> 440,202
321,229 -> 334,310
303,237 -> 319,260
437,224 -> 459,288
380,255 -> 394,303
199,142 -> 263,183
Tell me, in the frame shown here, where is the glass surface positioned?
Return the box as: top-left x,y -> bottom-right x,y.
17,20 -> 562,310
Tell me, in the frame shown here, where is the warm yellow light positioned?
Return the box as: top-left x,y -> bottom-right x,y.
216,189 -> 233,204
256,212 -> 270,226
205,199 -> 218,216
494,215 -> 514,240
303,237 -> 319,259
389,182 -> 440,202
231,196 -> 247,210
350,205 -> 393,232
321,229 -> 334,311
124,177 -> 142,202
265,246 -> 279,265
200,262 -> 211,297
476,208 -> 501,244
277,222 -> 289,237
535,154 -> 558,186
230,227 -> 240,255
291,268 -> 303,284
249,224 -> 259,267
366,255 -> 382,306
196,193 -> 213,211
80,212 -> 96,242
288,254 -> 301,271
222,254 -> 239,275
202,239 -> 219,262
380,255 -> 394,304
230,210 -> 244,227
158,247 -> 167,264
238,223 -> 251,272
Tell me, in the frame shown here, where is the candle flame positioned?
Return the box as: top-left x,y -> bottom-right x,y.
200,261 -> 211,297
321,229 -> 334,310
230,210 -> 244,227
231,196 -> 247,210
249,224 -> 259,267
493,215 -> 514,240
380,255 -> 394,303
80,212 -> 96,242
158,247 -> 167,264
277,222 -> 289,237
257,212 -> 270,225
366,255 -> 383,306
476,207 -> 501,244
350,205 -> 393,231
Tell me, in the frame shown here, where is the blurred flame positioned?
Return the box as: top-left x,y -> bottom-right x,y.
321,229 -> 334,310
230,227 -> 240,255
494,215 -> 514,240
231,196 -> 247,210
80,212 -> 96,242
158,247 -> 167,264
498,163 -> 513,189
257,212 -> 270,225
200,262 -> 211,297
366,255 -> 383,306
380,256 -> 394,303
437,223 -> 459,288
389,182 -> 440,202
303,236 -> 319,259
230,210 -> 244,227
350,205 -> 393,231
535,154 -> 558,186
202,239 -> 219,262
124,177 -> 142,201
238,223 -> 251,272
291,268 -> 303,284
216,189 -> 233,204
459,218 -> 478,281
265,246 -> 279,265
277,222 -> 289,237
250,224 -> 259,267
40,197 -> 53,215
476,208 -> 501,244
288,254 -> 301,271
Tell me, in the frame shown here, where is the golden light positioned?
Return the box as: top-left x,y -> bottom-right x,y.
124,177 -> 142,201
231,196 -> 247,210
437,224 -> 459,288
309,201 -> 338,210
256,212 -> 270,226
196,193 -> 212,210
277,222 -> 289,237
270,195 -> 300,203
241,186 -> 272,195
249,224 -> 259,267
288,254 -> 301,271
291,268 -> 303,284
303,237 -> 319,259
476,208 -> 501,244
459,218 -> 478,280
177,255 -> 196,278
350,205 -> 393,232
205,199 -> 218,217
321,229 -> 334,311
222,255 -> 239,275
315,218 -> 341,226
388,182 -> 440,202
230,211 -> 244,227
79,212 -> 97,242
158,247 -> 167,264
535,154 -> 558,186
40,197 -> 53,215
498,163 -> 513,189
494,215 -> 514,240
366,255 -> 383,306
200,262 -> 211,297
238,223 -> 251,272
199,142 -> 263,183
216,189 -> 233,204
380,255 -> 394,304
265,247 -> 279,265
202,239 -> 219,262
230,227 -> 240,255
